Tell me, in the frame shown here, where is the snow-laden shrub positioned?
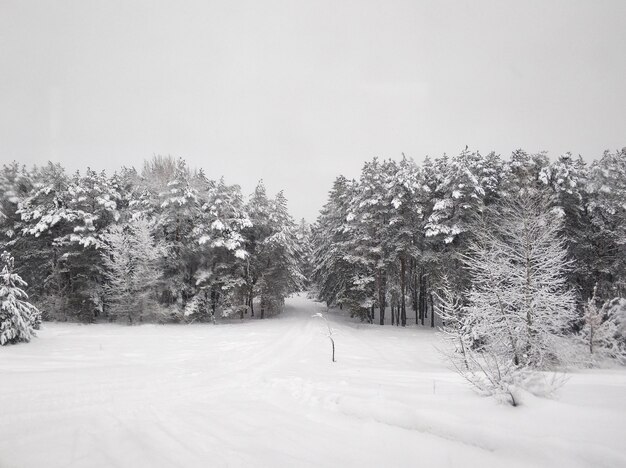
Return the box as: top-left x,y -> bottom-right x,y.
0,251 -> 41,345
580,292 -> 626,365
455,349 -> 568,406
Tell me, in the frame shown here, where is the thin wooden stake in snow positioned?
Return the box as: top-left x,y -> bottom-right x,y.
313,312 -> 335,362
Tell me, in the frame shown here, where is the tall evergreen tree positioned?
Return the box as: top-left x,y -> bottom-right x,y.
0,251 -> 40,345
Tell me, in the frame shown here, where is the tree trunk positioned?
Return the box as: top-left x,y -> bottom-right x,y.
419,268 -> 426,326
412,261 -> 419,324
395,302 -> 400,326
378,270 -> 386,325
400,256 -> 407,327
429,291 -> 435,328
210,289 -> 219,320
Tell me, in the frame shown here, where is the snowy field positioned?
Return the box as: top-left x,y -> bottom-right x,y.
1,294 -> 625,468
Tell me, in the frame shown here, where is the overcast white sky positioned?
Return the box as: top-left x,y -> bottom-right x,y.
1,0 -> 625,221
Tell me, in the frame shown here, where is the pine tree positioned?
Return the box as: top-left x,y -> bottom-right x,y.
0,251 -> 41,345
586,148 -> 626,298
347,158 -> 396,325
425,149 -> 489,245
386,156 -> 422,326
540,153 -> 596,300
242,182 -> 305,318
191,178 -> 251,320
243,180 -> 273,317
14,163 -> 73,314
295,218 -> 313,291
312,176 -> 374,320
0,162 -> 33,241
156,158 -> 201,306
256,191 -> 305,318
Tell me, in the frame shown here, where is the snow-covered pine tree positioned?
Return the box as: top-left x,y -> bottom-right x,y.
386,156 -> 423,326
60,168 -> 122,318
190,178 -> 251,320
242,182 -> 305,318
503,149 -> 550,194
424,149 -> 495,328
425,149 -> 489,245
0,162 -> 33,241
313,177 -> 351,304
0,251 -> 41,345
156,158 -> 201,306
243,180 -> 273,317
347,158 -> 396,325
256,191 -> 305,318
14,163 -> 73,315
540,153 -> 595,300
412,155 -> 444,325
295,218 -> 313,291
312,176 -> 374,320
586,148 -> 626,298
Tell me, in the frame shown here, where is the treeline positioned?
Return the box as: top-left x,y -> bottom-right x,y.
311,148 -> 626,326
0,156 -> 309,325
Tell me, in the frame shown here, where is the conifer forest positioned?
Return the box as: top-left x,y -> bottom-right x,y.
3,150 -> 625,376
2,1 -> 625,467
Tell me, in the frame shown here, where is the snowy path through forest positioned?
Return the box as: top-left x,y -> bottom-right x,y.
1,293 -> 625,468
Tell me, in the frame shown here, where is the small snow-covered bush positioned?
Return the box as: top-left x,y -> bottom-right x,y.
612,298 -> 626,337
0,251 -> 41,345
457,347 -> 568,406
580,291 -> 626,365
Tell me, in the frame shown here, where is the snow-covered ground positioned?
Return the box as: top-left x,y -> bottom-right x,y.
1,294 -> 625,468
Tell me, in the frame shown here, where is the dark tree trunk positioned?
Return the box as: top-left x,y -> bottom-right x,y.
378,270 -> 386,325
429,292 -> 435,328
419,268 -> 426,326
412,261 -> 419,324
210,289 -> 219,320
400,256 -> 407,327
